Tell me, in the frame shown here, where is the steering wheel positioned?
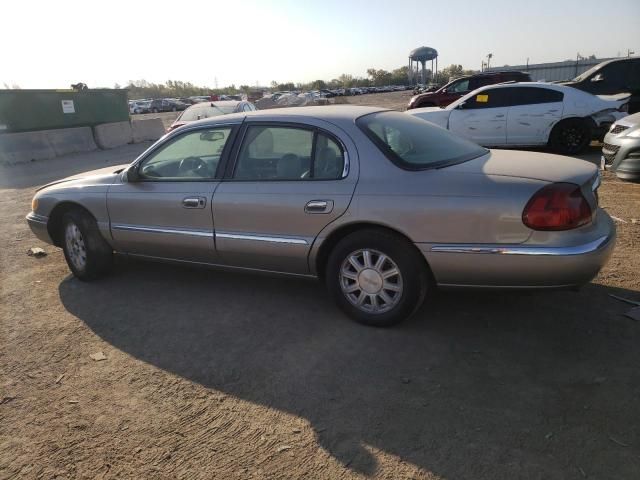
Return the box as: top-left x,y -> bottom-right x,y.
178,156 -> 208,177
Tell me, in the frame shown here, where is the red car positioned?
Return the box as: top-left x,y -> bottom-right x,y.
407,71 -> 531,110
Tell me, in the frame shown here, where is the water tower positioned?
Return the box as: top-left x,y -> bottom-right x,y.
409,46 -> 438,85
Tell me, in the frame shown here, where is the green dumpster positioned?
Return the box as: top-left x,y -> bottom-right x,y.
0,89 -> 129,133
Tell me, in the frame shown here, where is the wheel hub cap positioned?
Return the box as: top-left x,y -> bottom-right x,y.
65,223 -> 87,271
339,249 -> 403,314
358,269 -> 383,294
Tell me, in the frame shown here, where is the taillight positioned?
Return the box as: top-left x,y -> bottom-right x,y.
522,183 -> 592,231
618,103 -> 629,113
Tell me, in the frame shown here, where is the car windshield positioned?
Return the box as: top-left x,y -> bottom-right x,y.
357,111 -> 488,170
572,64 -> 602,82
178,104 -> 237,122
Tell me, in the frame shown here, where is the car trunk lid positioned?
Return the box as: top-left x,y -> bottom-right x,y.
447,149 -> 598,185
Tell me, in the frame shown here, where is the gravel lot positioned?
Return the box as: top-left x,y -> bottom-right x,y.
1,95 -> 639,479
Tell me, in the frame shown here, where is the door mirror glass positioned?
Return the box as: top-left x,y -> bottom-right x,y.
126,166 -> 139,182
591,73 -> 604,82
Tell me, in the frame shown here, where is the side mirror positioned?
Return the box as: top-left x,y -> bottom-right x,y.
126,166 -> 140,182
591,73 -> 604,82
456,101 -> 466,110
441,88 -> 447,93
200,131 -> 225,142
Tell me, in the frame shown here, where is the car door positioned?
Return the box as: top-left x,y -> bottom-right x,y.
107,125 -> 238,262
212,120 -> 358,274
506,87 -> 564,145
448,88 -> 509,145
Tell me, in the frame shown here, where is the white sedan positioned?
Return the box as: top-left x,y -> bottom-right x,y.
407,83 -> 629,153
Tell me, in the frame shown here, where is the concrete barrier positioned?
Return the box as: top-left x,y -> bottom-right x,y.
93,121 -> 133,149
0,127 -> 97,164
47,127 -> 97,157
131,118 -> 165,143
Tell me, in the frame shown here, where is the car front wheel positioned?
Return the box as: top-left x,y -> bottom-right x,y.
61,209 -> 113,281
325,229 -> 430,327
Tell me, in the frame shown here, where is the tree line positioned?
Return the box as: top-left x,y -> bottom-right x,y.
120,64 -> 476,99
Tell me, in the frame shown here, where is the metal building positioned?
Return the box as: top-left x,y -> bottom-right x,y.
485,57 -> 616,82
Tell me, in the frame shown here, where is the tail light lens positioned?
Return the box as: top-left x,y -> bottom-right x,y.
522,183 -> 592,231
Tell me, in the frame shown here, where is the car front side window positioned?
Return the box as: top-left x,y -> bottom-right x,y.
449,79 -> 470,93
138,128 -> 232,180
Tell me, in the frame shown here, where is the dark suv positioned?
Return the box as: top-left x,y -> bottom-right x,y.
561,57 -> 640,114
407,71 -> 531,110
149,99 -> 189,113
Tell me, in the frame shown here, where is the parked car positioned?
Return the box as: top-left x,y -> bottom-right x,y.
168,101 -> 256,132
601,111 -> 640,182
26,106 -> 615,327
129,100 -> 151,114
561,57 -> 640,114
408,83 -> 629,153
149,99 -> 189,113
407,71 -> 532,110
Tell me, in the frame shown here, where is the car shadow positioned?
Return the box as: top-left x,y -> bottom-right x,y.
58,258 -> 640,478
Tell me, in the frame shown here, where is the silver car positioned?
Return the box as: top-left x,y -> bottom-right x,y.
602,112 -> 640,182
27,106 -> 615,326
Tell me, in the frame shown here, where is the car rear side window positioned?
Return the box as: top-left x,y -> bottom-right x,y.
357,111 -> 487,170
233,126 -> 345,181
509,87 -> 564,106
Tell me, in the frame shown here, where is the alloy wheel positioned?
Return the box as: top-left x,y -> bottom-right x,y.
65,222 -> 87,271
339,249 -> 403,314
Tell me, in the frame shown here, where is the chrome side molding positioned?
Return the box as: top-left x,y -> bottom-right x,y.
111,224 -> 213,238
216,232 -> 308,245
431,235 -> 611,256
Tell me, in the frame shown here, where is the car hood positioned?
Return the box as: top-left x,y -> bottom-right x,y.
614,111 -> 640,128
447,149 -> 597,184
37,164 -> 129,192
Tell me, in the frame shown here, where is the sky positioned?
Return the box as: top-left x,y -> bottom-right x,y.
2,0 -> 639,89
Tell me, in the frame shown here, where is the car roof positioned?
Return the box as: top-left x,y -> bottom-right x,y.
473,82 -> 566,91
185,105 -> 387,127
189,100 -> 242,108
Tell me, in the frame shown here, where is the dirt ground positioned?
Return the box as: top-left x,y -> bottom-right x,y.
1,94 -> 639,479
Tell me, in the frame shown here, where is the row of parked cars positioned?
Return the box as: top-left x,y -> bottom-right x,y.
405,57 -> 640,180
129,94 -> 245,114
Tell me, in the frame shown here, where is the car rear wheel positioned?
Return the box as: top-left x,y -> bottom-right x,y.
549,119 -> 591,154
325,229 -> 430,327
61,209 -> 113,281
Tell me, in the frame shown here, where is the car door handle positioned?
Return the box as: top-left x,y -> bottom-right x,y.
182,197 -> 206,209
495,114 -> 505,118
305,200 -> 333,214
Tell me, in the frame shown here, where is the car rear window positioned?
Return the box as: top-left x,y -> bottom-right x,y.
357,111 -> 488,170
179,104 -> 237,122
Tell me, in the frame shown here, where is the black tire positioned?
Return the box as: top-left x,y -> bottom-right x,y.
61,209 -> 113,281
549,119 -> 591,154
325,229 -> 430,327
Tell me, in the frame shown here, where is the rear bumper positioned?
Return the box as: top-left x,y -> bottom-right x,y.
419,215 -> 616,289
26,212 -> 53,244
